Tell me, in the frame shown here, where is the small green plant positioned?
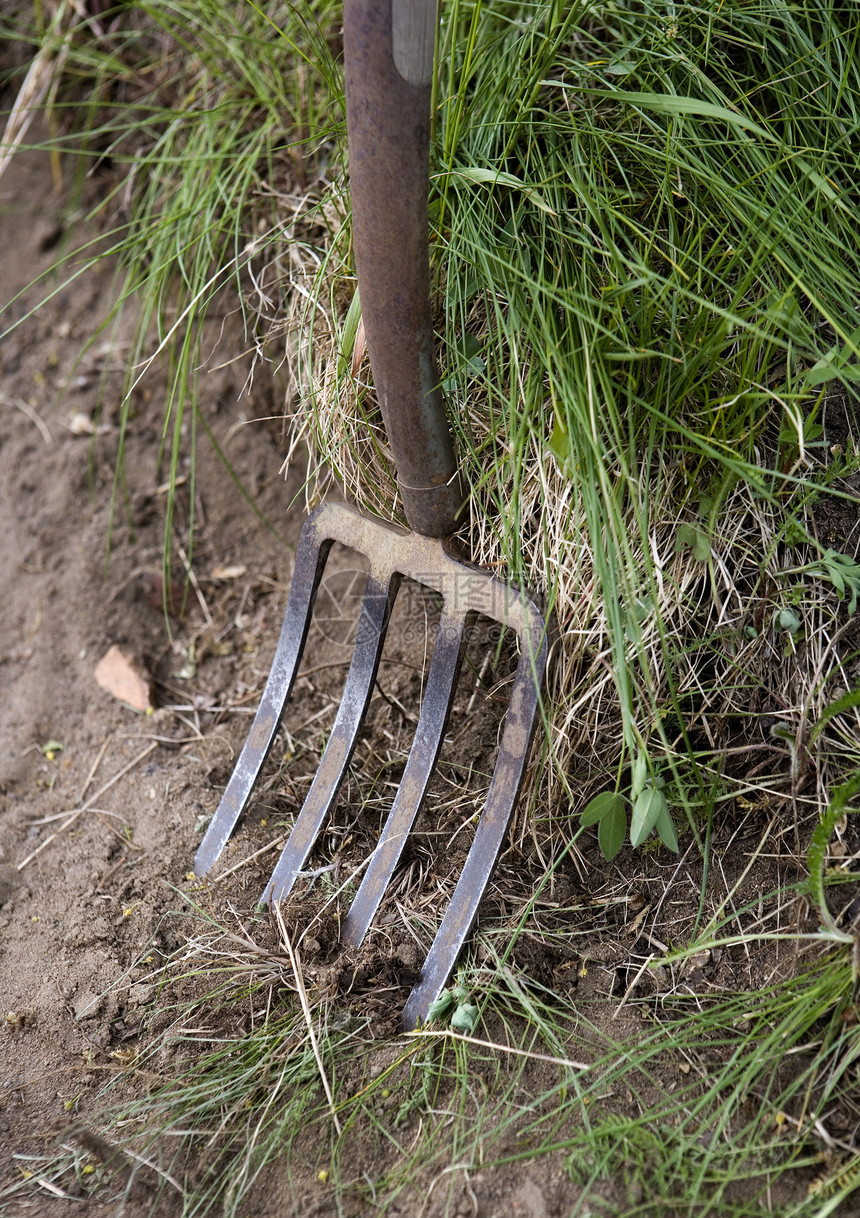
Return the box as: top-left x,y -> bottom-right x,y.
782,550 -> 860,615
580,750 -> 679,860
806,768 -> 860,941
804,323 -> 860,388
773,606 -> 802,634
427,979 -> 479,1032
674,521 -> 710,563
674,493 -> 714,563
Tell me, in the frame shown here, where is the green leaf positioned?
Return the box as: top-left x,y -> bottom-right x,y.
443,166 -> 556,215
598,799 -> 627,860
654,805 -> 679,852
548,416 -> 571,466
450,1002 -> 479,1033
632,596 -> 654,624
805,326 -> 860,387
774,607 -> 801,634
807,356 -> 860,387
828,566 -> 846,596
581,791 -> 625,828
459,332 -> 485,376
443,335 -> 486,393
631,751 -> 648,800
675,523 -> 710,562
604,58 -> 636,77
822,551 -> 860,613
630,788 -> 668,848
427,992 -> 455,1021
336,287 -> 362,377
590,89 -> 773,137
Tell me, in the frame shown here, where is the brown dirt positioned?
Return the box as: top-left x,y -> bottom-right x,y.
0,142 -> 298,1209
2,143 -> 860,1218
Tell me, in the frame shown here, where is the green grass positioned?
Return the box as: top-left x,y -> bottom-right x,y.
297,0 -> 860,842
5,888 -> 859,1216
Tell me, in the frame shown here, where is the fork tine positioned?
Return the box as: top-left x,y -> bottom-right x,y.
194,528 -> 334,877
263,569 -> 400,905
401,633 -> 548,1029
342,608 -> 470,948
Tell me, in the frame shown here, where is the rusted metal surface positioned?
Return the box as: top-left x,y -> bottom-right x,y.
341,606 -> 469,947
195,502 -> 550,1028
343,0 -> 465,538
401,623 -> 546,1028
262,567 -> 399,906
193,533 -> 334,876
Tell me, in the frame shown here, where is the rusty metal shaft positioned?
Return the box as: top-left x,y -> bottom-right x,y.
343,0 -> 464,538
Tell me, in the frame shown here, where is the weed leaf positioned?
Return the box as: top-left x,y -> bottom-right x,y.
774,607 -> 801,634
443,166 -> 555,214
548,416 -> 571,465
675,523 -> 710,562
581,791 -> 625,828
654,805 -> 679,853
450,1003 -> 479,1033
805,325 -> 860,387
427,992 -> 455,1021
631,751 -> 648,800
630,788 -> 668,848
598,798 -> 627,859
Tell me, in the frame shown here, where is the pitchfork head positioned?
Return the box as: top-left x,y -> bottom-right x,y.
194,502 -> 550,1027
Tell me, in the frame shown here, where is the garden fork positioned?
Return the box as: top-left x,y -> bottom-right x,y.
194,0 -> 551,1028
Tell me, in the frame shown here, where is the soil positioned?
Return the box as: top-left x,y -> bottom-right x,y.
0,142 -> 297,1206
2,144 -> 859,1218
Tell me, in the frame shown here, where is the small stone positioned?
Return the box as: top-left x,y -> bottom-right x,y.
396,943 -> 419,970
73,991 -> 101,1020
511,1178 -> 548,1218
93,645 -> 152,713
67,411 -> 96,435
